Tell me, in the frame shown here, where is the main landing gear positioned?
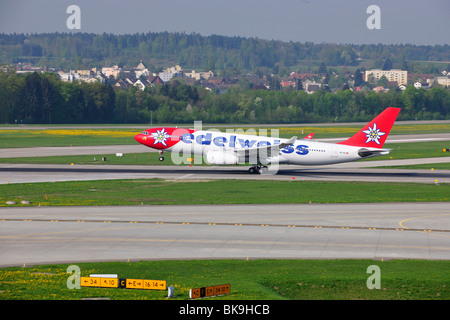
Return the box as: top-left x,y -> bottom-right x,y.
159,150 -> 164,162
248,164 -> 268,174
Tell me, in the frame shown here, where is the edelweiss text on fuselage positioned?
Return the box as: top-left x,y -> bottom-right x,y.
180,132 -> 310,155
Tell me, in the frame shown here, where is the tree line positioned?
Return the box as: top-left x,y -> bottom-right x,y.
1,32 -> 449,75
1,70 -> 449,125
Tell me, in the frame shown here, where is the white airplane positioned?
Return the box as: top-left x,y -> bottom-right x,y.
134,107 -> 400,173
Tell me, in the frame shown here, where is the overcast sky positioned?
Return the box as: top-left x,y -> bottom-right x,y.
0,0 -> 449,45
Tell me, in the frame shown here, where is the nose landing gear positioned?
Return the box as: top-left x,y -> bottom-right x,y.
159,150 -> 164,162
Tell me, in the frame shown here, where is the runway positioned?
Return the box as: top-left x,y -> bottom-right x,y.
1,203 -> 449,267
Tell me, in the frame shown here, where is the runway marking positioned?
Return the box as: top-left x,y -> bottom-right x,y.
0,223 -> 151,239
2,236 -> 450,253
398,213 -> 450,238
1,218 -> 449,233
398,213 -> 450,229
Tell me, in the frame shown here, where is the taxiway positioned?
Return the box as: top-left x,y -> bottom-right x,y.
1,203 -> 449,267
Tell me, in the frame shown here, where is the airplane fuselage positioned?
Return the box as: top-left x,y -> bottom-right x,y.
134,107 -> 400,172
137,129 -> 383,166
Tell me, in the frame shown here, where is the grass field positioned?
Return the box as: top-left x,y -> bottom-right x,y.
0,128 -> 137,148
1,259 -> 448,300
1,179 -> 450,207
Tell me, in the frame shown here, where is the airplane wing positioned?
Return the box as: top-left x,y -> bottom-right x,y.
234,136 -> 297,163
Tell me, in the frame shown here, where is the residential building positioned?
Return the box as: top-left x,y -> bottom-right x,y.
101,65 -> 122,79
58,70 -> 76,82
135,61 -> 150,79
280,79 -> 296,88
184,70 -> 214,81
147,75 -> 164,85
289,72 -> 318,81
413,82 -> 430,89
373,86 -> 389,93
114,78 -> 129,89
16,63 -> 44,74
84,77 -> 99,84
303,81 -> 321,94
434,76 -> 450,87
365,69 -> 408,86
76,69 -> 92,77
164,65 -> 182,74
134,79 -> 150,91
156,65 -> 184,83
158,71 -> 174,83
136,61 -> 146,71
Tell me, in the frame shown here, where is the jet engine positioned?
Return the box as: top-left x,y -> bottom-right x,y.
205,150 -> 240,165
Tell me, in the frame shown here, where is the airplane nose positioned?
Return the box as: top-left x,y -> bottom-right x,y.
134,133 -> 142,143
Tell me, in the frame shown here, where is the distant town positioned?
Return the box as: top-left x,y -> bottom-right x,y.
13,60 -> 450,95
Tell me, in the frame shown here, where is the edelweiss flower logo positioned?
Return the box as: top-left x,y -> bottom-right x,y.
151,128 -> 172,146
362,123 -> 386,145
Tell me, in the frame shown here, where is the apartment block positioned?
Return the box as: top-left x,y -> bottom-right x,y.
365,69 -> 408,86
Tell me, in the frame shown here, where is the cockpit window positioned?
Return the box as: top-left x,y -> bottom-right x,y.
141,131 -> 149,135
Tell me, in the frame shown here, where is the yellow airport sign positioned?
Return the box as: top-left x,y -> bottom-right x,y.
81,276 -> 166,291
125,278 -> 144,289
190,284 -> 230,299
118,278 -> 167,290
143,280 -> 167,290
80,277 -> 101,287
101,278 -> 118,288
81,277 -> 118,288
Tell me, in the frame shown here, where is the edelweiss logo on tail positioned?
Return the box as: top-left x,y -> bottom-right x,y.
362,123 -> 385,145
337,108 -> 400,148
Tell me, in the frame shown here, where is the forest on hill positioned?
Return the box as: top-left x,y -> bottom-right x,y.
1,32 -> 449,75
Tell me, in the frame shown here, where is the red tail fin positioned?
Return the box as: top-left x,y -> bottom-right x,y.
337,107 -> 400,148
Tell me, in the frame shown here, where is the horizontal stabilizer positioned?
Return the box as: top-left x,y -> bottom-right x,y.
358,148 -> 391,158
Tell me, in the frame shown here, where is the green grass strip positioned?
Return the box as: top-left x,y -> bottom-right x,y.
1,179 -> 450,207
0,259 -> 448,300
